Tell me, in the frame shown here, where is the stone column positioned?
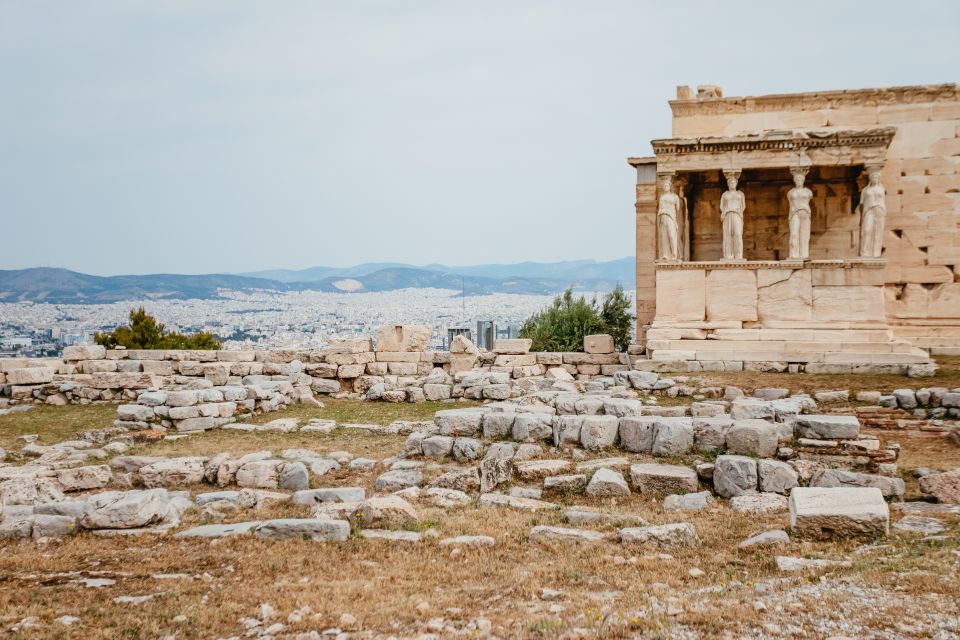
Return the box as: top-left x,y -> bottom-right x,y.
857,163 -> 887,259
720,169 -> 745,261
787,167 -> 812,260
657,172 -> 681,262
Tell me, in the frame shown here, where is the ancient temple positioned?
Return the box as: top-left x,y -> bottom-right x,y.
629,83 -> 960,374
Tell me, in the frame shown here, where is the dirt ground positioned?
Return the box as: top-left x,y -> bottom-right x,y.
0,368 -> 958,639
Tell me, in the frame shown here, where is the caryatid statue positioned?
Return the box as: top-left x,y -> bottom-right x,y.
657,174 -> 681,261
720,170 -> 745,260
787,167 -> 813,259
857,168 -> 886,258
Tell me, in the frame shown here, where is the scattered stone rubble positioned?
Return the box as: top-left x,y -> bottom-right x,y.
4,369 -> 956,549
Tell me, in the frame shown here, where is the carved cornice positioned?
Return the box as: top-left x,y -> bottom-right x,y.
655,258 -> 887,270
669,83 -> 958,118
651,128 -> 896,157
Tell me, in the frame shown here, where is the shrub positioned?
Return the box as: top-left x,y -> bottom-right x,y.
519,285 -> 634,352
94,307 -> 222,350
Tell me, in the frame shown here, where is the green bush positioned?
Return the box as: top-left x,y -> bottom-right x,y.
519,285 -> 634,352
94,307 -> 222,350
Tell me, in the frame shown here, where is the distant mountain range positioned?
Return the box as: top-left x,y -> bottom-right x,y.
0,258 -> 634,303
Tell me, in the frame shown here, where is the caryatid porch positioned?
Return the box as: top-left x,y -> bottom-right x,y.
630,129 -> 933,373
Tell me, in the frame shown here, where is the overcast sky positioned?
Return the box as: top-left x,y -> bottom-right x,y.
2,1 -> 958,276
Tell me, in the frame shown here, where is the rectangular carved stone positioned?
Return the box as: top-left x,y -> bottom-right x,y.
656,269 -> 705,322
706,269 -> 757,322
584,334 -> 615,354
789,487 -> 889,539
758,269 -> 812,322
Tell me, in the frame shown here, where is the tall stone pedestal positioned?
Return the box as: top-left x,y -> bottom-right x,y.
644,260 -> 934,375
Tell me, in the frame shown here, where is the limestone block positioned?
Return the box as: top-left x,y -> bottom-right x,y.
629,463 -> 698,495
434,409 -> 484,436
6,368 -> 54,385
81,360 -> 117,373
513,414 -> 553,442
324,338 -> 373,355
758,459 -> 799,494
514,460 -> 572,481
450,335 -> 478,354
789,487 -> 889,539
918,469 -> 960,504
448,354 -> 477,374
725,419 -> 779,458
584,334 -> 614,354
758,269 -> 812,322
706,269 -> 757,322
655,269 -> 705,322
713,455 -> 758,498
90,372 -> 156,389
56,465 -> 112,491
552,415 -> 583,446
585,468 -> 630,497
651,418 -> 694,456
812,286 -> 885,322
692,417 -> 732,453
63,345 -> 107,361
494,354 -> 536,367
337,364 -> 364,379
254,518 -> 349,542
619,523 -> 699,547
375,325 -> 431,352
793,415 -> 860,440
810,469 -> 905,499
140,360 -> 174,376
493,339 -> 532,355
579,415 -> 620,450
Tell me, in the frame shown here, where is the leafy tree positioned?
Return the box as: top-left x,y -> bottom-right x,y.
94,307 -> 222,350
599,284 -> 634,351
519,286 -> 634,352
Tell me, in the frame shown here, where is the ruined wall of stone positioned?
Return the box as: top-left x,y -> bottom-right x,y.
667,84 -> 960,352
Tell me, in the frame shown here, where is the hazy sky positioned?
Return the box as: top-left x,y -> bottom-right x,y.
2,1 -> 958,275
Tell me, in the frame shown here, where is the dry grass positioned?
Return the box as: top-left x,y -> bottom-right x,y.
0,381 -> 958,637
0,482 -> 956,639
687,355 -> 960,395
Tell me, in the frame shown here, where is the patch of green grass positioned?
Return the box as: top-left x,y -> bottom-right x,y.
0,403 -> 116,451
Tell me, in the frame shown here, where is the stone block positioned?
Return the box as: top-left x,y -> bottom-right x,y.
725,419 -> 779,458
5,368 -> 54,385
493,339 -> 532,355
655,269 -> 705,322
812,285 -> 885,322
758,269 -> 812,322
651,417 -> 694,456
375,325 -> 431,352
789,487 -> 889,539
692,417 -> 731,453
810,469 -> 905,499
579,415 -> 620,450
793,415 -> 860,440
584,334 -> 614,354
629,463 -> 698,495
706,269 -> 757,322
713,455 -> 758,498
758,459 -> 799,494
918,469 -> 960,504
63,345 -> 107,361
325,338 -> 373,354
